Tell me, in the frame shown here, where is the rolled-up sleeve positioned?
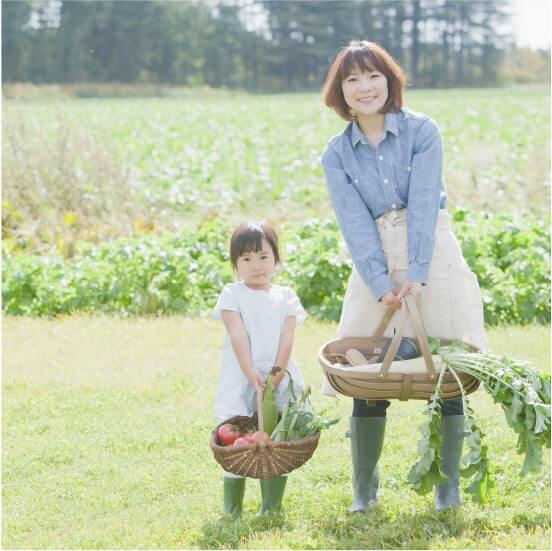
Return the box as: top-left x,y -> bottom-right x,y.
322,145 -> 395,301
406,118 -> 443,283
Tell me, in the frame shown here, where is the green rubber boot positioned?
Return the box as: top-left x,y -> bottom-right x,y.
258,476 -> 288,516
223,476 -> 245,518
349,416 -> 386,512
435,415 -> 465,511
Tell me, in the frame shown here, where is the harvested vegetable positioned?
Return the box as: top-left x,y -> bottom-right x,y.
262,369 -> 279,436
217,423 -> 241,446
271,380 -> 339,442
408,338 -> 550,504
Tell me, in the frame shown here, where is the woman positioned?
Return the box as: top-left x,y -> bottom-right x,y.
320,40 -> 488,512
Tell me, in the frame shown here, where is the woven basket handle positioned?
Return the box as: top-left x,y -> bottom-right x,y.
378,295 -> 437,380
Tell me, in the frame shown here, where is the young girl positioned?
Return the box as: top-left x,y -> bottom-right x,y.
213,220 -> 306,517
320,41 -> 488,513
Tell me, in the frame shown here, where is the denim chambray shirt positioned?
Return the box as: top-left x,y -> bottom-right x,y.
321,108 -> 447,301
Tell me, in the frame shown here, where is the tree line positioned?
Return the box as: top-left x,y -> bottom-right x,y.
2,0 -> 526,90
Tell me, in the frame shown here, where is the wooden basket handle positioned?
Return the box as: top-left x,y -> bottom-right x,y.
373,306 -> 397,337
404,294 -> 437,379
378,295 -> 437,380
256,386 -> 265,433
378,301 -> 407,378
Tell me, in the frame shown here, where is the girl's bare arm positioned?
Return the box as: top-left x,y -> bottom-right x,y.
271,316 -> 297,388
220,310 -> 264,390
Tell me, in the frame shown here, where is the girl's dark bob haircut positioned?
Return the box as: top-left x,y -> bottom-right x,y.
322,40 -> 406,121
230,220 -> 280,269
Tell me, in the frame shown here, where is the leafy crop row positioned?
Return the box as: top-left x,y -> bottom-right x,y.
2,211 -> 549,324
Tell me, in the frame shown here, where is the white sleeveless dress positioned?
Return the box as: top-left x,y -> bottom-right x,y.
213,282 -> 306,422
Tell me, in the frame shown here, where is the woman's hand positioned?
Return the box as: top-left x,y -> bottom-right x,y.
381,289 -> 401,310
397,281 -> 422,301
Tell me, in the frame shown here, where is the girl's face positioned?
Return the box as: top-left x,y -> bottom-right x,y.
236,238 -> 276,291
342,66 -> 388,119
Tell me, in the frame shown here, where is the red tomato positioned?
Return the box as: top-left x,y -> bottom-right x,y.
233,437 -> 250,448
239,431 -> 270,444
253,431 -> 270,442
217,424 -> 241,446
238,433 -> 254,444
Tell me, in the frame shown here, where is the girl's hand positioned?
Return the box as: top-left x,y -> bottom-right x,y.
248,370 -> 265,392
397,281 -> 422,301
381,289 -> 401,310
271,370 -> 286,389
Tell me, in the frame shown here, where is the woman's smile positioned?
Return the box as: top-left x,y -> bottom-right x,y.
342,67 -> 389,118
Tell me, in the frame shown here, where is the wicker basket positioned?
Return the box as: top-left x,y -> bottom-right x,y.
210,387 -> 320,478
319,295 -> 480,401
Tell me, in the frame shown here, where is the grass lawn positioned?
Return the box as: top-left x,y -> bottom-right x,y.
2,317 -> 550,549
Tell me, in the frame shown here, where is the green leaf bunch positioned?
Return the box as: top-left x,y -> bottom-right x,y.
443,352 -> 551,475
459,407 -> 495,503
408,370 -> 447,494
2,218 -> 232,316
3,211 -> 550,324
270,384 -> 339,443
453,209 -> 550,324
278,219 -> 352,322
409,340 -> 551,505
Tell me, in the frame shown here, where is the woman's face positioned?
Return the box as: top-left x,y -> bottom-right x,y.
342,66 -> 389,118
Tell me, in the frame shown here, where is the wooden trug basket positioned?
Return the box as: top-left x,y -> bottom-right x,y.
319,295 -> 480,401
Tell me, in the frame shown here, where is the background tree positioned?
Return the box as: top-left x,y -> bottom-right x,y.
2,0 -> 538,91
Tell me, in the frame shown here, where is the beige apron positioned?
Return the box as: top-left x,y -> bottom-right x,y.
321,209 -> 488,397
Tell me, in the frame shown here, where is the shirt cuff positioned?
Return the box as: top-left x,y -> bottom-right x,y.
370,274 -> 396,302
406,262 -> 430,284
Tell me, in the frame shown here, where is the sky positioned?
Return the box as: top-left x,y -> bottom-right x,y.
511,0 -> 551,49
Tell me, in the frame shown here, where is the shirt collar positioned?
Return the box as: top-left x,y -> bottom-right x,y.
385,111 -> 399,137
351,120 -> 365,147
351,111 -> 400,147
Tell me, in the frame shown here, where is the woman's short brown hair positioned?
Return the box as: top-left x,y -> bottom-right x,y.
322,40 -> 406,121
230,220 -> 280,269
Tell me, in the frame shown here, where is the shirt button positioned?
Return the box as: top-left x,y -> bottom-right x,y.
383,178 -> 389,184
407,166 -> 411,172
354,178 -> 359,184
391,203 -> 397,209
378,155 -> 384,161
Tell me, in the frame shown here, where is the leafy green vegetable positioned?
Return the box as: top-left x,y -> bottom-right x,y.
408,366 -> 447,494
446,363 -> 495,503
461,414 -> 495,503
442,350 -> 551,475
270,384 -> 339,442
410,337 -> 550,505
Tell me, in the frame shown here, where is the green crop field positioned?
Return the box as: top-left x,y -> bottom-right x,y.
3,86 -> 550,250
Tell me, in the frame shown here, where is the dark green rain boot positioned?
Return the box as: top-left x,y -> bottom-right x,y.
349,416 -> 386,512
223,476 -> 246,518
435,415 -> 465,511
258,476 -> 288,516
347,337 -> 416,513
